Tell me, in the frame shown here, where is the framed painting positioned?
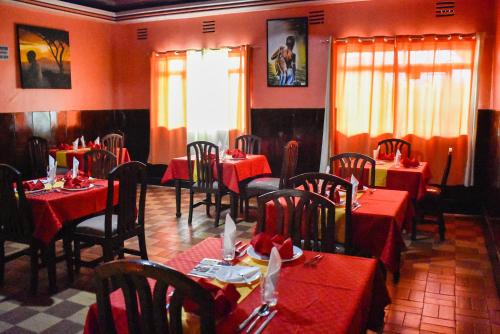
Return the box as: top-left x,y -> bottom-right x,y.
267,17 -> 308,87
16,24 -> 71,89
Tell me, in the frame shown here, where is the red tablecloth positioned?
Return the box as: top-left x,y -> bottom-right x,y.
161,155 -> 272,194
262,189 -> 413,274
83,238 -> 390,334
27,179 -> 119,244
49,148 -> 131,169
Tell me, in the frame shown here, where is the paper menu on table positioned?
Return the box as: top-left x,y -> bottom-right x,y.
188,258 -> 225,278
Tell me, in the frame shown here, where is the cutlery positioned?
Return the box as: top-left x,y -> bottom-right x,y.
311,255 -> 323,266
238,272 -> 252,285
304,254 -> 321,267
254,309 -> 277,334
237,305 -> 261,332
246,304 -> 270,333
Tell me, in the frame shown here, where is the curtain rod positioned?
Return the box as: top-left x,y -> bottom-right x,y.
334,33 -> 476,43
153,44 -> 255,55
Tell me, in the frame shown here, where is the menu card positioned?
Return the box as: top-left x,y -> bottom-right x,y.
189,258 -> 225,278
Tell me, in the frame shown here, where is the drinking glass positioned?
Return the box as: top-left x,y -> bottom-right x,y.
260,276 -> 278,306
220,233 -> 235,262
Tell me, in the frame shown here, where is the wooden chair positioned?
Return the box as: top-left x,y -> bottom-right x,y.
256,189 -> 340,253
0,164 -> 73,293
414,148 -> 453,241
73,161 -> 148,271
329,152 -> 375,187
94,259 -> 216,334
187,141 -> 236,227
287,172 -> 353,254
235,134 -> 261,154
102,133 -> 124,165
242,140 -> 299,220
83,149 -> 117,179
377,138 -> 411,157
27,136 -> 49,179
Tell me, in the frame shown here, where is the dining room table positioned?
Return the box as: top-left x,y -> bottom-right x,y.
161,154 -> 272,217
261,188 -> 413,281
83,237 -> 391,334
48,147 -> 131,169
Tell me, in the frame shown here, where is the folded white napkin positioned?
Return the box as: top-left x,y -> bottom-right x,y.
395,149 -> 402,166
95,137 -> 100,145
72,138 -> 79,151
263,247 -> 281,303
373,145 -> 380,160
324,165 -> 330,174
72,157 -> 79,178
217,265 -> 260,283
48,161 -> 57,183
350,174 -> 359,205
80,136 -> 86,148
224,213 -> 236,254
49,155 -> 55,169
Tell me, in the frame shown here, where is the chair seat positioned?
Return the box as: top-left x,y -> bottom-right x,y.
425,185 -> 442,198
75,215 -> 118,237
246,177 -> 280,193
192,181 -> 221,191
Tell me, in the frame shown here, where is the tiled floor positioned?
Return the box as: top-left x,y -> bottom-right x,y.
0,185 -> 499,333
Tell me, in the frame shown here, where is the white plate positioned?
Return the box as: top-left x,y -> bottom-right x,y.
228,157 -> 247,160
375,161 -> 386,165
40,178 -> 49,184
61,183 -> 95,191
246,245 -> 303,263
214,266 -> 261,284
25,188 -> 46,194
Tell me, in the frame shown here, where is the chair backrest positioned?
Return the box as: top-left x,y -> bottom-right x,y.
329,152 -> 375,187
279,140 -> 299,189
440,148 -> 453,193
256,189 -> 339,253
94,259 -> 216,334
102,133 -> 124,164
287,172 -> 353,253
187,141 -> 222,193
0,164 -> 34,243
27,136 -> 49,179
235,135 -> 262,154
83,149 -> 117,179
377,138 -> 411,157
104,162 -> 147,238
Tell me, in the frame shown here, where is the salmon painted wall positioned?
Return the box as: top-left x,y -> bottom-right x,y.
0,3 -> 115,113
493,0 -> 500,110
111,0 -> 497,110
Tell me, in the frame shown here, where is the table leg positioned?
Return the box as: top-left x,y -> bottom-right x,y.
175,180 -> 182,218
230,193 -> 238,220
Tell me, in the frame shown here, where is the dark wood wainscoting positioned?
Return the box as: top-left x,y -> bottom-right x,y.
0,109 -> 149,179
251,108 -> 324,176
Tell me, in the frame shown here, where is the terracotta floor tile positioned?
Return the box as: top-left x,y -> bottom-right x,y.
421,315 -> 456,328
386,310 -> 406,326
409,290 -> 425,302
423,304 -> 440,317
438,305 -> 455,320
420,322 -> 456,333
402,313 -> 421,328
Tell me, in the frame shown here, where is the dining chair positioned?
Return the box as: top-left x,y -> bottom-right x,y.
83,149 -> 117,179
377,138 -> 411,157
329,152 -> 375,187
187,141 -> 236,227
0,163 -> 73,294
235,134 -> 262,154
242,140 -> 299,220
287,172 -> 353,254
73,161 -> 148,272
413,148 -> 453,241
94,259 -> 216,334
27,136 -> 49,179
102,133 -> 124,165
256,189 -> 340,253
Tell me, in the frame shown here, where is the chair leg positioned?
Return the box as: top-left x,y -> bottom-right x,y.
438,212 -> 446,241
239,198 -> 244,214
230,193 -> 238,220
118,241 -> 125,259
138,232 -> 148,260
63,235 -> 74,284
45,242 -> 57,293
188,190 -> 194,225
206,193 -> 212,217
29,244 -> 39,295
0,241 -> 4,286
102,244 -> 114,263
244,198 -> 250,221
214,193 -> 222,227
74,240 -> 81,274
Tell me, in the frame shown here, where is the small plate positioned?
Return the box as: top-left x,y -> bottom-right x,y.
61,184 -> 95,191
247,245 -> 303,263
215,266 -> 261,284
228,157 -> 247,160
25,188 -> 46,194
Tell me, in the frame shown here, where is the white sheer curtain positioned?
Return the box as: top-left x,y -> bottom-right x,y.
186,48 -> 231,148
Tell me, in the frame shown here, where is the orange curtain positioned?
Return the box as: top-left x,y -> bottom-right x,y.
149,46 -> 250,164
331,35 -> 477,185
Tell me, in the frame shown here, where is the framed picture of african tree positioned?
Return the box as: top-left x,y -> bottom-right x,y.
16,24 -> 72,89
267,17 -> 308,87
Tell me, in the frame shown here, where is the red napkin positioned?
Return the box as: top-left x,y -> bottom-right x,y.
333,189 -> 341,204
88,141 -> 102,150
58,143 -> 72,150
183,278 -> 240,318
64,170 -> 87,180
402,157 -> 420,168
22,180 -> 45,191
378,152 -> 395,161
63,176 -> 91,189
251,233 -> 294,259
225,149 -> 246,159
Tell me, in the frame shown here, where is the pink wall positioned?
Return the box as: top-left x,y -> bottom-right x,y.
0,3 -> 115,113
493,0 -> 500,110
112,0 -> 497,110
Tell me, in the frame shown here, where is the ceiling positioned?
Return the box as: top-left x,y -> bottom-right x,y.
60,0 -> 215,12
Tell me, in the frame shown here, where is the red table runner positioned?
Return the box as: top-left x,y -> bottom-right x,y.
161,155 -> 272,193
83,238 -> 390,334
49,148 -> 131,169
27,179 -> 119,244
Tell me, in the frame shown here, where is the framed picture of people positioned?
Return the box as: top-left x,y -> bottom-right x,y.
267,17 -> 308,87
16,24 -> 72,89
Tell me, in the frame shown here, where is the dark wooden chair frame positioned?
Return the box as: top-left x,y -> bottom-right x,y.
377,138 -> 411,157
235,134 -> 262,155
329,152 -> 376,187
187,141 -> 237,227
94,259 -> 216,334
102,133 -> 124,165
83,149 -> 117,179
27,136 -> 49,179
73,161 -> 148,271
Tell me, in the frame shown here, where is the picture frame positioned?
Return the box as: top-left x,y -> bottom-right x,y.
267,17 -> 308,87
16,24 -> 72,89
